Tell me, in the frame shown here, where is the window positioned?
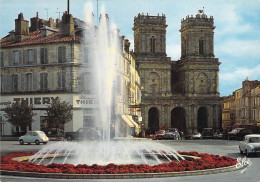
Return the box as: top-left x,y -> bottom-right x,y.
0,52 -> 4,67
12,74 -> 18,92
58,46 -> 66,63
150,36 -> 155,53
13,51 -> 19,65
40,73 -> 48,91
25,73 -> 32,91
57,72 -> 66,90
81,72 -> 93,93
83,116 -> 95,128
40,48 -> 48,64
199,40 -> 204,54
28,49 -> 34,64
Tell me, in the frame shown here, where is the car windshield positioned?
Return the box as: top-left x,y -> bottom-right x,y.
248,137 -> 260,143
156,131 -> 164,134
168,128 -> 178,132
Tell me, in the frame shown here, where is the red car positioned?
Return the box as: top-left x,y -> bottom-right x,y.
155,130 -> 166,140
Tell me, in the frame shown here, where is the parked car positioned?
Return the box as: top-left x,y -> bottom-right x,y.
165,128 -> 180,140
155,130 -> 166,140
228,128 -> 253,141
19,131 -> 49,145
239,134 -> 260,156
192,132 -> 202,139
65,128 -> 102,141
213,132 -> 223,139
202,128 -> 214,139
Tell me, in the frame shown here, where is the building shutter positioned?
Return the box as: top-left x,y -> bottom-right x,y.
58,47 -> 62,63
32,72 -> 38,91
21,73 -> 25,91
19,50 -> 22,65
40,48 -> 44,64
63,46 -> 66,63
25,50 -> 29,64
23,50 -> 26,65
6,75 -> 12,92
2,75 -> 7,92
57,72 -> 61,90
62,72 -> 66,90
9,51 -> 13,66
45,48 -> 48,64
33,49 -> 37,64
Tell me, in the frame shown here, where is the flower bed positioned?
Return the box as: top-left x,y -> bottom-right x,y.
0,151 -> 237,174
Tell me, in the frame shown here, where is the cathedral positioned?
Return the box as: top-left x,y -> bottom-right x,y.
133,10 -> 221,134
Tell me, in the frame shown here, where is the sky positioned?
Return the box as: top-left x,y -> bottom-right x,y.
0,0 -> 260,96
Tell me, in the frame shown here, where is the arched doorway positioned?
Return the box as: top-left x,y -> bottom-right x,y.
171,107 -> 186,134
148,107 -> 159,134
197,107 -> 208,133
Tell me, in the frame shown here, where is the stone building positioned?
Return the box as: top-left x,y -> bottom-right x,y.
221,79 -> 260,131
133,11 -> 221,134
0,12 -> 141,137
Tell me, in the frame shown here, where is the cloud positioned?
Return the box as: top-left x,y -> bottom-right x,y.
220,65 -> 260,85
215,40 -> 260,59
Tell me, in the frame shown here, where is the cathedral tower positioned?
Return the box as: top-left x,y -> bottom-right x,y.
133,13 -> 168,61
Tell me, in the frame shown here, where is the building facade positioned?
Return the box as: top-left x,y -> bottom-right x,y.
0,12 -> 141,136
133,11 -> 221,134
221,79 -> 260,131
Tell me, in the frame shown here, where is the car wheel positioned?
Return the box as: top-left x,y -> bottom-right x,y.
239,147 -> 243,154
19,139 -> 24,145
66,136 -> 72,141
35,140 -> 40,145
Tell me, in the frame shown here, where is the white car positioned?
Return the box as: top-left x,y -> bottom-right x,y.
19,131 -> 49,145
239,134 -> 260,156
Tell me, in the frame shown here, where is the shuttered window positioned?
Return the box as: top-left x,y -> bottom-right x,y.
25,73 -> 32,91
13,51 -> 19,66
57,72 -> 66,90
0,52 -> 4,67
12,74 -> 18,92
28,49 -> 34,64
40,73 -> 48,91
58,46 -> 66,63
40,48 -> 48,64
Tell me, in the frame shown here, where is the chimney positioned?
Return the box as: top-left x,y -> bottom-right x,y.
48,18 -> 54,28
60,11 -> 74,37
124,39 -> 131,53
30,12 -> 40,32
15,13 -> 29,42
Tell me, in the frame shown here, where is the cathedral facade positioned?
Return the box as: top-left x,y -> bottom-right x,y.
133,11 -> 221,134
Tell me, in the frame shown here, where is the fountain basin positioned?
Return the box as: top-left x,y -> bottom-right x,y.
0,151 -> 238,179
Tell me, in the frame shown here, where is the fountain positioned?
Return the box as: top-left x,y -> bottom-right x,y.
0,3 -> 238,179
28,2 -> 184,166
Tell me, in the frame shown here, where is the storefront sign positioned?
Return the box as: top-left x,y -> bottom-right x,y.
13,97 -> 59,105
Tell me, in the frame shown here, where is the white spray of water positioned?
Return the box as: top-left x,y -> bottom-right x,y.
29,3 -> 184,166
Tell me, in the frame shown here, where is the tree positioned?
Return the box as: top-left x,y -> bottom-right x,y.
46,98 -> 73,134
3,101 -> 36,134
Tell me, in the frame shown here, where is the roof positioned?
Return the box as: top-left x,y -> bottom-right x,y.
0,29 -> 81,48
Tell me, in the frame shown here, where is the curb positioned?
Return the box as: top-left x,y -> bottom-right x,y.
0,165 -> 239,179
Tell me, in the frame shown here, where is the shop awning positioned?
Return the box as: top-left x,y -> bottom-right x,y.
121,115 -> 134,128
126,115 -> 139,128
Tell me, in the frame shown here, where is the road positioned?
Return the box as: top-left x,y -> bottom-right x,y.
0,139 -> 260,182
